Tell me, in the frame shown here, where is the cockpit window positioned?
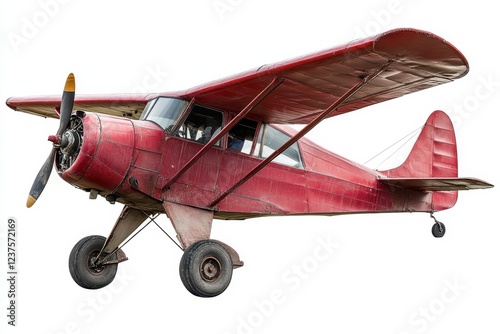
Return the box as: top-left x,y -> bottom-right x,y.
228,118 -> 258,154
141,97 -> 189,131
176,105 -> 223,146
254,125 -> 304,168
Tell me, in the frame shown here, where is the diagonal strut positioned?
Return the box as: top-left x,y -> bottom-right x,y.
209,62 -> 392,208
161,77 -> 284,191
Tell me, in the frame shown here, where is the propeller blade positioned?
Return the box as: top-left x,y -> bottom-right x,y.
27,148 -> 56,208
56,73 -> 75,136
27,73 -> 76,208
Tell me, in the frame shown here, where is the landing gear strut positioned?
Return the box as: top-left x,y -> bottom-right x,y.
430,212 -> 446,238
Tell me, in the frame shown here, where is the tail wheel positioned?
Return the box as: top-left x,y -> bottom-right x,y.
69,235 -> 118,289
431,222 -> 446,238
179,240 -> 233,297
430,212 -> 446,238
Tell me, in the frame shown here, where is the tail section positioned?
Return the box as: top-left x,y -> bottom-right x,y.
384,110 -> 458,179
379,110 -> 492,211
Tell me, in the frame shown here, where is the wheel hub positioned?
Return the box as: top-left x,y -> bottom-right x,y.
200,256 -> 222,282
88,252 -> 105,274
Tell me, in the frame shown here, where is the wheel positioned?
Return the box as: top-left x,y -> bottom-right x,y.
69,235 -> 118,289
431,222 -> 446,238
179,240 -> 233,297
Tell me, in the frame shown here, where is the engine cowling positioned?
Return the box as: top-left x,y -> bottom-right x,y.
58,112 -> 164,206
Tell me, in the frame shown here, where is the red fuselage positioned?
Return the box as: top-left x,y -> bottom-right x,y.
58,111 -> 443,218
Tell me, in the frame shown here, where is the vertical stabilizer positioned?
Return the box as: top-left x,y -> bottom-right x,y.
381,110 -> 459,210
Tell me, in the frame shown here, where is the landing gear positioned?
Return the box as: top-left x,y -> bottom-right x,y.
68,205 -> 242,297
69,235 -> 118,289
179,240 -> 233,298
430,212 -> 446,238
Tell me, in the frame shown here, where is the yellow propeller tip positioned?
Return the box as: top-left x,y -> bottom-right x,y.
64,73 -> 75,93
26,195 -> 36,208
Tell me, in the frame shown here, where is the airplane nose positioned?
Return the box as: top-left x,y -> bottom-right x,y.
47,135 -> 61,145
55,115 -> 84,173
58,112 -> 135,197
60,129 -> 82,158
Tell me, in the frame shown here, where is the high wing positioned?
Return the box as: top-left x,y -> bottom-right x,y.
6,94 -> 154,120
6,28 -> 468,124
173,28 -> 468,124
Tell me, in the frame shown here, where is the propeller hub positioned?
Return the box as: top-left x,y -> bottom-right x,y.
48,135 -> 61,145
60,129 -> 81,156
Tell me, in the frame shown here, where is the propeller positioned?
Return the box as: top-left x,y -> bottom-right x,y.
27,73 -> 75,208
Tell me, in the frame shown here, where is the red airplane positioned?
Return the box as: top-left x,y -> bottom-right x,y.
6,28 -> 493,297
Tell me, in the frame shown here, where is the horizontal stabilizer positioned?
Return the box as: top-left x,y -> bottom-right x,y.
379,177 -> 493,191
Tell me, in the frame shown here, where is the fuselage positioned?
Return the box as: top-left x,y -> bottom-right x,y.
57,99 -> 435,219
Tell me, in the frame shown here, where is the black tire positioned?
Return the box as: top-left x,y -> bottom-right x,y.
431,222 -> 446,238
179,240 -> 233,298
69,235 -> 118,289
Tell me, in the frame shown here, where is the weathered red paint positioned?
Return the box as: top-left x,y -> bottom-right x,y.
59,113 -> 165,210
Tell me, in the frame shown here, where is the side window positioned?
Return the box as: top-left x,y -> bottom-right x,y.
254,125 -> 303,168
228,118 -> 258,154
176,105 -> 223,146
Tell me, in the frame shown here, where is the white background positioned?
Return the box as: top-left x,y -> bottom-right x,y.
1,1 -> 499,333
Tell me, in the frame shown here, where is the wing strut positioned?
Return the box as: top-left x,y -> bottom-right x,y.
161,77 -> 284,191
209,62 -> 392,208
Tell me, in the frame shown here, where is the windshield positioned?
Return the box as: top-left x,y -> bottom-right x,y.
141,97 -> 189,131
